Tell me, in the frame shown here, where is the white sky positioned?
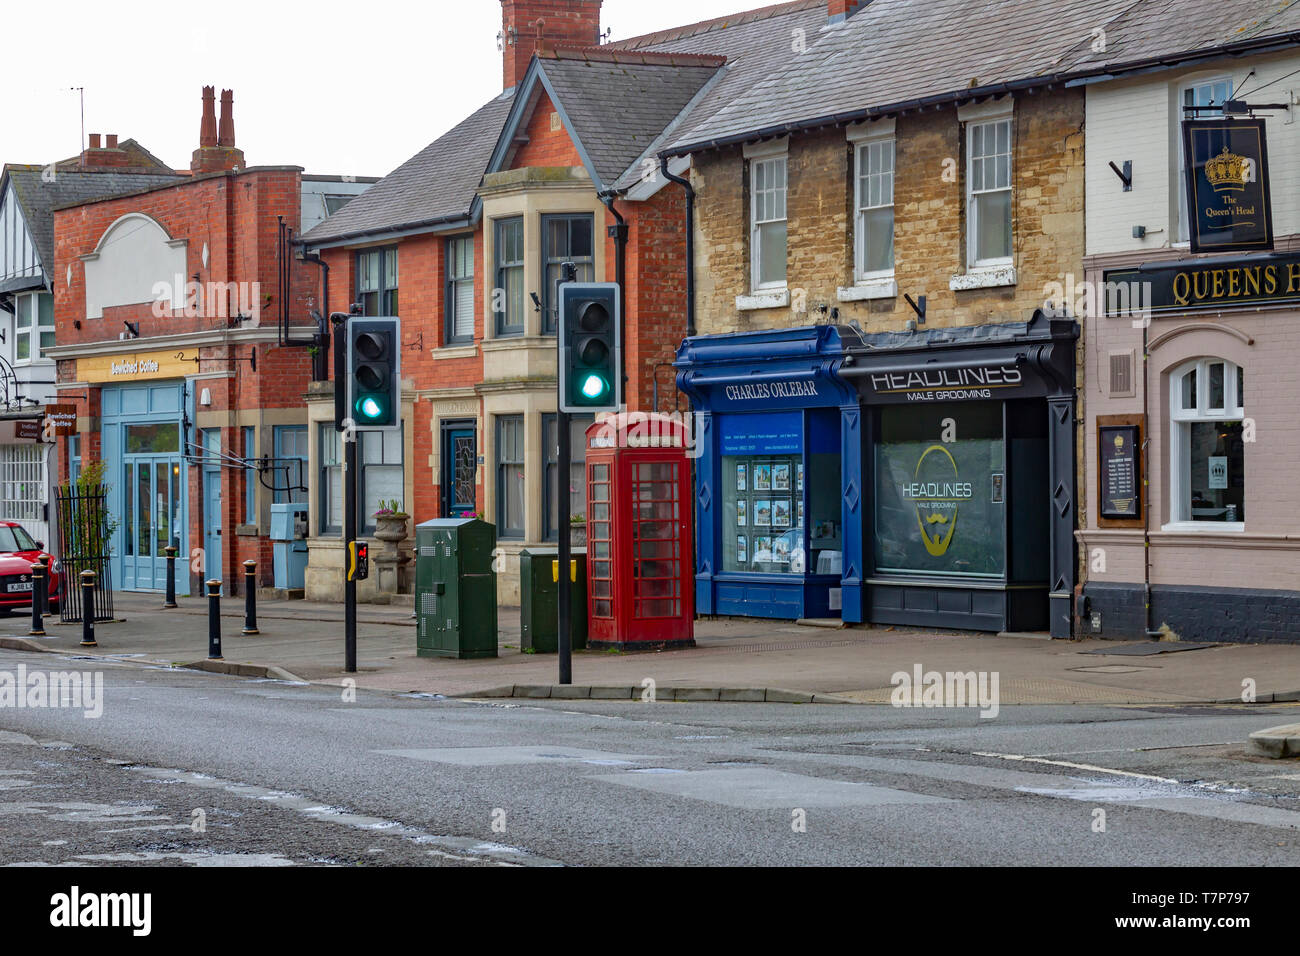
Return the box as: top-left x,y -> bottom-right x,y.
2,0 -> 780,177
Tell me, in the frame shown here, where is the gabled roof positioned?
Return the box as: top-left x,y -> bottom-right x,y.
1,162 -> 186,281
300,91 -> 516,246
660,0 -> 1300,155
487,48 -> 724,192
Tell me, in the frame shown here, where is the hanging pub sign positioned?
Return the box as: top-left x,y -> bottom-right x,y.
1182,118 -> 1273,253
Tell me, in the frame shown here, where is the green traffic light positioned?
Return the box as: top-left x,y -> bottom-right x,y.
580,373 -> 609,400
357,396 -> 384,420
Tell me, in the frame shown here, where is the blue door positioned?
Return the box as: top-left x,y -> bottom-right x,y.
121,455 -> 182,591
442,424 -> 477,517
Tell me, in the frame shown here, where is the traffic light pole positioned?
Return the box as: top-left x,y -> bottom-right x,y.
344,428 -> 358,674
557,261 -> 577,686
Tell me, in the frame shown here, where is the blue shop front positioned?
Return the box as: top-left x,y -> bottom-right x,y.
676,312 -> 1079,637
676,326 -> 865,621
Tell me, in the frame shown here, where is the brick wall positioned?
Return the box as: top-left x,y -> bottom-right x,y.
512,91 -> 584,169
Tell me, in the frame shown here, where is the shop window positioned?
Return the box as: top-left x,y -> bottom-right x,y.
749,150 -> 787,291
541,215 -> 595,334
318,424 -> 404,536
356,247 -> 398,316
13,292 -> 54,363
495,415 -> 525,538
446,235 -> 475,344
1168,358 -> 1245,528
494,218 -> 525,336
542,413 -> 591,540
966,119 -> 1013,267
855,137 -> 895,279
874,403 -> 1007,578
1177,77 -> 1233,243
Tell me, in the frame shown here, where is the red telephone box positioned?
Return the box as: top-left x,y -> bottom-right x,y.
585,413 -> 695,649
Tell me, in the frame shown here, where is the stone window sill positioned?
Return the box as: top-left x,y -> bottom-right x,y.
735,289 -> 790,311
236,524 -> 260,537
949,265 -> 1017,291
838,279 -> 897,302
432,343 -> 479,360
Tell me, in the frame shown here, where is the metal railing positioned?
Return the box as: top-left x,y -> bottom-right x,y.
55,483 -> 115,623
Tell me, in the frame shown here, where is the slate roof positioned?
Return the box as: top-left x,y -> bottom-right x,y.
300,91 -> 516,245
525,50 -> 723,191
661,0 -> 1300,154
2,162 -> 185,280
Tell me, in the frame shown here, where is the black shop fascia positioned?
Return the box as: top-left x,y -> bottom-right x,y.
841,310 -> 1080,637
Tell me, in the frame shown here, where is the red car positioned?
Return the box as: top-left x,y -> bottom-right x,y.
0,522 -> 60,614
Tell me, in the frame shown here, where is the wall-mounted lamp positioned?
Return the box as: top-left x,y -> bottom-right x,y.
199,387 -> 212,407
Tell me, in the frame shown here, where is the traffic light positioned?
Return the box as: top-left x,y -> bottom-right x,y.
559,283 -> 620,413
346,318 -> 401,430
349,541 -> 369,581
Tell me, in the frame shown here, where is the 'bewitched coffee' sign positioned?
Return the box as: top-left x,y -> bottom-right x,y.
1182,119 -> 1273,253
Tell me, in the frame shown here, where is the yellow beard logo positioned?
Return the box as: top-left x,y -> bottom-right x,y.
914,445 -> 960,557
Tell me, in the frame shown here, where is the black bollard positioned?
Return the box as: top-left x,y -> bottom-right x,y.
79,570 -> 97,647
28,560 -> 46,637
207,580 -> 223,660
163,545 -> 178,608
241,560 -> 259,635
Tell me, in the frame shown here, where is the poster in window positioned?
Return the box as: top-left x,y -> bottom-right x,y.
773,536 -> 791,564
1182,118 -> 1273,253
1099,424 -> 1141,519
772,498 -> 791,528
736,498 -> 747,527
736,535 -> 748,564
797,500 -> 804,527
754,464 -> 772,491
736,463 -> 747,492
1208,455 -> 1228,490
754,499 -> 772,527
772,463 -> 791,491
796,462 -> 803,492
754,535 -> 772,563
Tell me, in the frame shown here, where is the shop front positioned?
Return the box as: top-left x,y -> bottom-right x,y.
676,325 -> 863,621
677,311 -> 1079,636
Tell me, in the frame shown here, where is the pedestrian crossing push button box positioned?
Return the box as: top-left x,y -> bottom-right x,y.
415,518 -> 497,659
519,547 -> 588,653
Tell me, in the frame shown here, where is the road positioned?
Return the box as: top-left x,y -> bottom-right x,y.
2,648 -> 1299,866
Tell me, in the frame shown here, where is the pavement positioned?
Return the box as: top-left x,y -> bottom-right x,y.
4,590 -> 1300,706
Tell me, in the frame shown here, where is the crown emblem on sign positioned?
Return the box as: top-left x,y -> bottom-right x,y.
1204,146 -> 1248,193
1114,434 -> 1125,450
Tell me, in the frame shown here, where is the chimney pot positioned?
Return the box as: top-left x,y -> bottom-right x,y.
218,89 -> 235,148
828,0 -> 867,22
88,133 -> 101,149
106,134 -> 118,149
199,86 -> 218,148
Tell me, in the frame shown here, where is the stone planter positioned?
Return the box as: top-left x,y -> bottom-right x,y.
372,514 -> 410,593
570,523 -> 587,547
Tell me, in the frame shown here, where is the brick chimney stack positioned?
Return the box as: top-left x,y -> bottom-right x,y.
191,86 -> 246,174
828,0 -> 868,22
500,0 -> 603,91
80,132 -> 129,167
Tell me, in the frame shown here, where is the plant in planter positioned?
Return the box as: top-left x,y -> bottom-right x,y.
370,500 -> 410,592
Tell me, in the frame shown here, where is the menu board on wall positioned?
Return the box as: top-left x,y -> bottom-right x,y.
1099,423 -> 1141,520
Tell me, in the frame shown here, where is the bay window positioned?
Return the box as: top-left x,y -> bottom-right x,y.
13,291 -> 54,363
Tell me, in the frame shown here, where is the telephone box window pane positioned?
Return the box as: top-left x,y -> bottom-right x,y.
592,464 -> 609,483
593,600 -> 612,617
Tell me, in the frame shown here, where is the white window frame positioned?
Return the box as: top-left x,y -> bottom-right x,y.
745,138 -> 789,293
1176,75 -> 1234,244
853,132 -> 896,283
0,443 -> 45,523
11,290 -> 54,365
1165,357 -> 1245,532
965,115 -> 1014,269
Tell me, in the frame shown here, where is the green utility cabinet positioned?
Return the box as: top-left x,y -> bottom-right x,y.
519,548 -> 588,653
415,518 -> 498,659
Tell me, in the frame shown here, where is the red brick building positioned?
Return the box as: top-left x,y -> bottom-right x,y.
300,0 -> 800,603
50,88 -> 373,596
